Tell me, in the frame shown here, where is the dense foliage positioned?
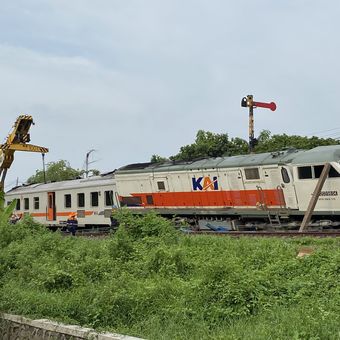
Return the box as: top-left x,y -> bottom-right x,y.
152,129 -> 340,162
0,211 -> 339,339
27,160 -> 100,184
0,191 -> 16,225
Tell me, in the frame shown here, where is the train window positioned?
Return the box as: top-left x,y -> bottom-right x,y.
91,192 -> 99,207
24,198 -> 29,210
157,181 -> 166,190
120,196 -> 142,207
298,166 -> 312,179
244,168 -> 260,180
78,193 -> 85,208
329,166 -> 340,178
314,165 -> 324,178
34,197 -> 39,210
146,195 -> 154,205
105,190 -> 113,206
16,199 -> 20,210
64,194 -> 72,208
281,168 -> 290,183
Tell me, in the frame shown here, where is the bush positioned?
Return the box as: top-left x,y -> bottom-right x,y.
0,212 -> 339,340
112,209 -> 178,240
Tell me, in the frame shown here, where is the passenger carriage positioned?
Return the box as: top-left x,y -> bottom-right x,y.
6,174 -> 118,229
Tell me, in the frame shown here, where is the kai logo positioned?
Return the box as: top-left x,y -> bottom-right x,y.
192,176 -> 219,191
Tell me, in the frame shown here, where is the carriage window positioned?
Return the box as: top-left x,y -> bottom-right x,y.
91,192 -> 99,207
244,168 -> 260,180
64,194 -> 72,208
157,181 -> 166,190
146,195 -> 154,205
298,166 -> 312,179
281,168 -> 290,183
120,196 -> 142,207
16,199 -> 20,210
329,166 -> 340,177
78,193 -> 85,208
314,165 -> 324,178
24,198 -> 29,210
105,190 -> 113,206
34,197 -> 39,210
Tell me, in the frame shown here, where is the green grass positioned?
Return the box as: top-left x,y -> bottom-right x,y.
0,211 -> 339,339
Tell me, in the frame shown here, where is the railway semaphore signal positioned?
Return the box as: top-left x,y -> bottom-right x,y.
241,95 -> 277,153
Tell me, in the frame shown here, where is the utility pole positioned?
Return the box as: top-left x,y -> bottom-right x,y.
42,153 -> 46,183
85,149 -> 96,178
241,95 -> 277,153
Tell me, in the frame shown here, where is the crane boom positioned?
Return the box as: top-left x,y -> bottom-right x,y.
0,115 -> 49,189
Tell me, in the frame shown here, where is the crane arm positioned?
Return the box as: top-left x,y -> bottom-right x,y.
0,114 -> 48,189
0,143 -> 49,153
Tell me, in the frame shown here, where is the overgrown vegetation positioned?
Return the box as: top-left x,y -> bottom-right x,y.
0,211 -> 339,339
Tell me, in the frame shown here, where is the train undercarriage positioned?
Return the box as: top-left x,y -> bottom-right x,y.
126,207 -> 340,232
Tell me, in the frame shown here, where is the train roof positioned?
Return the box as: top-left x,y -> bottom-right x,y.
290,145 -> 340,164
116,145 -> 340,174
6,173 -> 115,195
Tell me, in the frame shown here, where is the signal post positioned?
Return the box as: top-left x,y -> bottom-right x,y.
241,95 -> 277,153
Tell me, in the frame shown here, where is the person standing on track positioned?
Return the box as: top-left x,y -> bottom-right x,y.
67,213 -> 78,236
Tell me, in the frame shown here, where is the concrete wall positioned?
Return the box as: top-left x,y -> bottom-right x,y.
0,313 -> 143,340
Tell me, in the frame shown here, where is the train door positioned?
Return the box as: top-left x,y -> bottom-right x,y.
227,169 -> 245,206
227,169 -> 245,190
279,166 -> 298,209
47,192 -> 56,220
262,166 -> 284,207
112,182 -> 120,208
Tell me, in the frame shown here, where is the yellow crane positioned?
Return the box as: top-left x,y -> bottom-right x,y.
0,115 -> 49,190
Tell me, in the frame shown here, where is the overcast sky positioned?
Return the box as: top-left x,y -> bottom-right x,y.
1,1 -> 340,189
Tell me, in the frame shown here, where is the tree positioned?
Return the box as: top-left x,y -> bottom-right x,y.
255,130 -> 340,153
150,154 -> 169,163
228,137 -> 249,156
152,129 -> 340,162
27,160 -> 99,184
170,130 -> 231,161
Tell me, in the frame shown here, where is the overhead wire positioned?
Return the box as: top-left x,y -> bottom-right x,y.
304,127 -> 340,137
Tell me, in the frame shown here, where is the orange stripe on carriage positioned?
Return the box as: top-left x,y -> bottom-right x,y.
131,189 -> 285,207
30,212 -> 47,217
56,211 -> 94,217
30,211 -> 94,218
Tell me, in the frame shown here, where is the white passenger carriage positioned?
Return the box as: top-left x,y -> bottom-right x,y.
6,174 -> 118,229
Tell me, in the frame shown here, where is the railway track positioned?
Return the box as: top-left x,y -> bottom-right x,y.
63,228 -> 340,238
188,230 -> 340,237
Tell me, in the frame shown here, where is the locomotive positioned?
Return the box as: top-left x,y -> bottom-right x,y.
5,145 -> 340,230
